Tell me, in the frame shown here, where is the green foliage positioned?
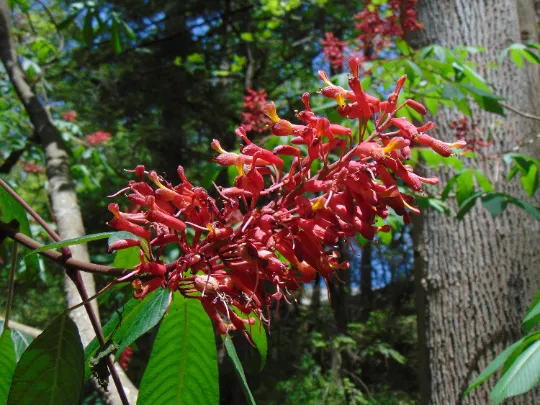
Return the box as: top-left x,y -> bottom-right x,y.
499,43 -> 540,68
0,331 -> 17,405
7,313 -> 84,405
224,337 -> 256,405
138,292 -> 218,405
84,288 -> 170,379
24,232 -> 113,258
466,291 -> 540,403
0,181 -> 39,277
523,290 -> 540,333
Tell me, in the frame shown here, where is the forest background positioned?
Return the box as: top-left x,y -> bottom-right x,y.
0,0 -> 539,404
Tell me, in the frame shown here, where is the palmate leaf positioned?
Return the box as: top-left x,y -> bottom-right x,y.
0,331 -> 16,405
138,293 -> 218,405
7,313 -> 84,405
84,288 -> 170,379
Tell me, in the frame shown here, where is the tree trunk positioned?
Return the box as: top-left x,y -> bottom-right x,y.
0,2 -> 137,403
410,1 -> 540,404
360,242 -> 373,322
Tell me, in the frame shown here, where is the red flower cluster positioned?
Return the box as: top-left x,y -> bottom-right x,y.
108,58 -> 464,337
320,33 -> 348,70
450,117 -> 492,154
353,0 -> 423,62
240,89 -> 273,133
86,130 -> 113,146
62,111 -> 78,122
21,161 -> 45,174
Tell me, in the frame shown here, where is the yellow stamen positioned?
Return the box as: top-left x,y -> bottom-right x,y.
312,197 -> 326,211
335,93 -> 346,108
236,161 -> 244,177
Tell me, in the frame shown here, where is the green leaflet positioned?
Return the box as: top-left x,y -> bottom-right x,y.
138,293 -> 219,405
7,314 -> 84,405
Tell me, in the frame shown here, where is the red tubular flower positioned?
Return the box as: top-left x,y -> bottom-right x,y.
108,57 -> 459,337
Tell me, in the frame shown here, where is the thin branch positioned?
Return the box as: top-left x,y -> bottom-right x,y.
0,221 -> 129,277
0,146 -> 27,173
67,270 -> 130,405
500,102 -> 540,121
0,317 -> 41,338
4,240 -> 18,329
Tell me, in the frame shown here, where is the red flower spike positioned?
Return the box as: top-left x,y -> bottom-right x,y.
108,57 -> 458,337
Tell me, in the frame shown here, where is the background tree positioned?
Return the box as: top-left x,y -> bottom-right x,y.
408,0 -> 540,404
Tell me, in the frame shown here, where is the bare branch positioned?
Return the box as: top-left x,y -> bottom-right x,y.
0,220 -> 129,277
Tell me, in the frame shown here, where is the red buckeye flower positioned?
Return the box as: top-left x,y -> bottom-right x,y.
108,58 -> 463,339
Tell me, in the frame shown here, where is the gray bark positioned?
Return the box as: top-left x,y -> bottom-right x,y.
0,1 -> 137,403
410,1 -> 540,404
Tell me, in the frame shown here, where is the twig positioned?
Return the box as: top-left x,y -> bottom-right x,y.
67,270 -> 130,405
500,102 -> 540,121
0,146 -> 27,173
0,221 -> 129,277
0,317 -> 41,338
4,240 -> 18,329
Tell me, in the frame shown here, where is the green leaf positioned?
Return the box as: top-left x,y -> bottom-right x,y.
138,293 -> 218,405
0,331 -> 16,405
455,169 -> 474,206
57,11 -> 81,30
465,337 -> 526,396
84,289 -> 170,379
404,60 -> 422,81
520,164 -> 538,197
482,194 -> 508,218
424,97 -> 439,115
7,314 -> 84,405
456,191 -> 484,220
111,18 -> 122,54
523,290 -> 540,333
113,247 -> 141,269
491,340 -> 540,404
224,337 -> 256,405
240,32 -> 254,42
234,309 -> 267,370
419,148 -> 444,168
1,322 -> 34,362
522,49 -> 540,65
122,21 -> 136,40
474,170 -> 494,192
441,174 -> 459,201
24,232 -> 113,258
396,39 -> 411,57
0,183 -> 39,277
510,49 -> 523,68
442,83 -> 465,101
9,329 -> 33,362
505,195 -> 540,221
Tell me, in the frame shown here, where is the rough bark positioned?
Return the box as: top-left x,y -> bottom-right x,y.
0,2 -> 137,403
410,1 -> 540,404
